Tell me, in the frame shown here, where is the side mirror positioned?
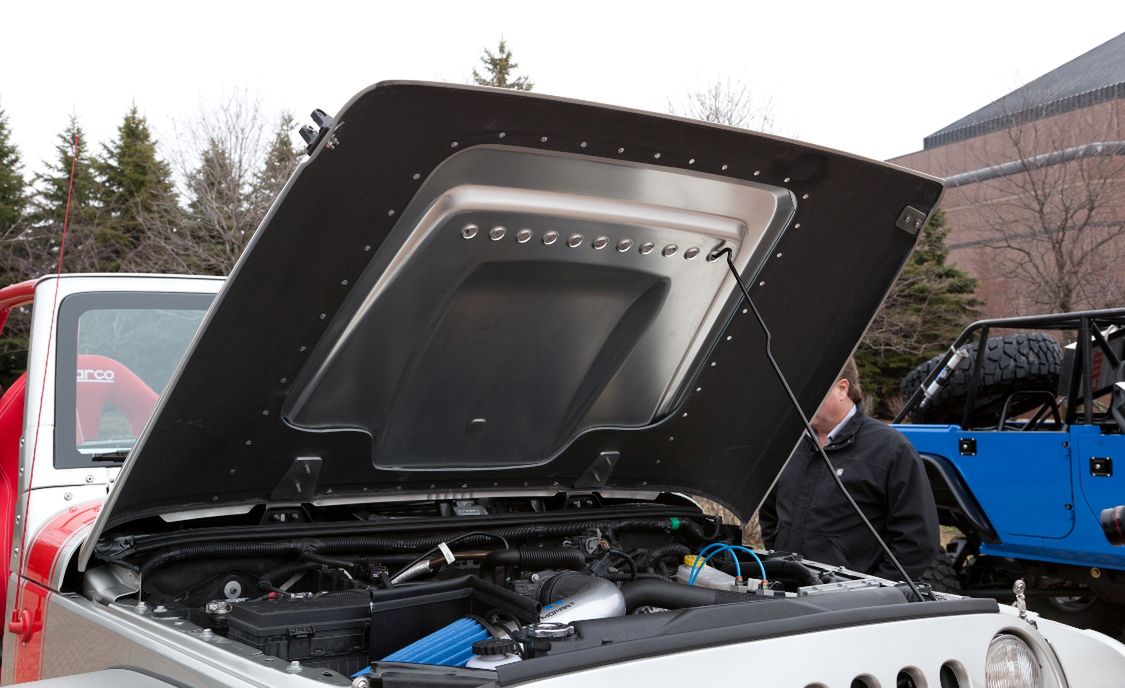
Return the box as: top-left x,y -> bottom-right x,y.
1103,505 -> 1125,546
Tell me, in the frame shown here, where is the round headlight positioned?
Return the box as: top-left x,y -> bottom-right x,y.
986,634 -> 1042,688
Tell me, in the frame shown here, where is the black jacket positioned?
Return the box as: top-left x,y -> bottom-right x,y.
759,407 -> 939,580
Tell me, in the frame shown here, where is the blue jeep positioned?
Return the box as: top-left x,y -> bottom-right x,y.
895,308 -> 1125,633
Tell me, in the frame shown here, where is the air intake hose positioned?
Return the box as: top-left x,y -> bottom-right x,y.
620,579 -> 765,613
479,548 -> 587,584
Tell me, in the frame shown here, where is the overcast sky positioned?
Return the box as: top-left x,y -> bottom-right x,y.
2,1 -> 1121,179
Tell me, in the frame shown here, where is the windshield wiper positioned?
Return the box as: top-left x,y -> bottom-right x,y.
89,449 -> 130,463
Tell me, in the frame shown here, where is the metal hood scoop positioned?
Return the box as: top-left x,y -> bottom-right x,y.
85,81 -> 943,545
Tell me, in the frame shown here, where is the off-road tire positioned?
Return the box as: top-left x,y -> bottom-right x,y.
900,333 -> 1063,425
920,554 -> 962,595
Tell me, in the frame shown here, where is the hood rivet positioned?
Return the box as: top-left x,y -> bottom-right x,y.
688,158 -> 696,165
387,209 -> 395,217
662,244 -> 678,257
498,132 -> 506,139
412,172 -> 421,180
567,234 -> 584,248
617,147 -> 625,154
592,237 -> 609,250
784,177 -> 791,183
616,239 -> 633,253
579,141 -> 588,148
753,170 -> 761,176
758,281 -> 766,287
85,474 -> 94,483
64,492 -> 72,501
653,152 -> 661,159
802,193 -> 810,199
542,231 -> 559,245
450,141 -> 459,148
489,226 -> 507,241
540,136 -> 548,143
461,224 -> 479,239
516,229 -> 533,243
721,164 -> 728,171
639,242 -> 655,255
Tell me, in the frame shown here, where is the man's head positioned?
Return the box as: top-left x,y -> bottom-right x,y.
811,357 -> 862,435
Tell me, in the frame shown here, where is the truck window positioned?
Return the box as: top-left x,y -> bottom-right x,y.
54,291 -> 214,468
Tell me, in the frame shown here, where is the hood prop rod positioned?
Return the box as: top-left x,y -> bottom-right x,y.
709,247 -> 925,603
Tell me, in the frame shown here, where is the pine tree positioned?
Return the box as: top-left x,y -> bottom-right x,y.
30,117 -> 104,273
0,106 -> 26,232
0,105 -> 30,386
472,39 -> 534,91
856,211 -> 980,416
96,105 -> 176,270
251,113 -> 301,221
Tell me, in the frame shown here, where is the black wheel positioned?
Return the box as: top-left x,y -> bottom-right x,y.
900,333 -> 1063,425
920,554 -> 962,595
1028,594 -> 1124,634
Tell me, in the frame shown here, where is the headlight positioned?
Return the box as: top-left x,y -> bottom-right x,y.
986,634 -> 1043,688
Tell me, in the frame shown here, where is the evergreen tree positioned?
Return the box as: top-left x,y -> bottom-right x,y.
251,113 -> 301,220
472,39 -> 534,91
96,105 -> 176,270
856,211 -> 980,416
0,106 -> 26,232
30,117 -> 104,273
0,105 -> 30,387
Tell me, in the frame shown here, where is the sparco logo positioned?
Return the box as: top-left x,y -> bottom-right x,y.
77,369 -> 115,383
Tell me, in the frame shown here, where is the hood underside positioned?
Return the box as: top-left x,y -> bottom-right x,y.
87,81 -> 942,542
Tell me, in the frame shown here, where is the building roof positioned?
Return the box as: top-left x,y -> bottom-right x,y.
925,32 -> 1125,149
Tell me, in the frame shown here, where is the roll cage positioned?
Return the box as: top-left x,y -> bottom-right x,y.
895,307 -> 1125,430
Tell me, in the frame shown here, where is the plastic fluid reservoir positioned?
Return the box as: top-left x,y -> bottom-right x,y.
467,638 -> 522,669
676,554 -> 737,589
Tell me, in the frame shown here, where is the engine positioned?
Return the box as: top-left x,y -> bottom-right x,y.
88,500 -> 903,684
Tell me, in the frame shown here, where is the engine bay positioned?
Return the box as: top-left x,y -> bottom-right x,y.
82,496 -> 927,686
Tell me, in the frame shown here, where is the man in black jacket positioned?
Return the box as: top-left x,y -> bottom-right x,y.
759,358 -> 940,579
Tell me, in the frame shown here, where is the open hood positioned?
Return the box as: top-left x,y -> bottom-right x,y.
88,82 -> 942,541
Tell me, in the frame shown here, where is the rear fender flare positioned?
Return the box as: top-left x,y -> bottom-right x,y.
919,453 -> 999,544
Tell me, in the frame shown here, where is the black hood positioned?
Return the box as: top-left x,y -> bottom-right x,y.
87,81 -> 942,539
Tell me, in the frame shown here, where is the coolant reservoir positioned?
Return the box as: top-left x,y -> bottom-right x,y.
676,555 -> 737,590
466,653 -> 522,669
467,638 -> 523,669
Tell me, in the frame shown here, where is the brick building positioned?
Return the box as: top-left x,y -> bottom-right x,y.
892,32 -> 1125,317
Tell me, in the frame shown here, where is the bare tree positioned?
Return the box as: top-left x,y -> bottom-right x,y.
129,93 -> 295,275
968,112 -> 1125,313
670,77 -> 775,132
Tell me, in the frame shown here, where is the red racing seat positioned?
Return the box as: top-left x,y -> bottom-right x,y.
75,354 -> 158,443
